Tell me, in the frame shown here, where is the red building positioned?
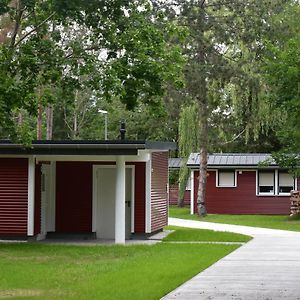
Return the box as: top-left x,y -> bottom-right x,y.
0,140 -> 174,243
188,153 -> 299,215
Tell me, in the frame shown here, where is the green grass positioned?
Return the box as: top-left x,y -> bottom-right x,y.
169,206 -> 300,232
0,228 -> 245,300
164,226 -> 251,242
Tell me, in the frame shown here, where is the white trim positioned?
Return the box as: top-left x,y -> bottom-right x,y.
278,171 -> 297,196
274,169 -> 279,195
256,170 -> 258,196
256,170 -> 276,196
27,157 -> 35,236
115,156 -> 126,244
190,170 -> 194,215
216,169 -> 237,188
92,164 -> 135,235
145,158 -> 152,233
40,164 -> 49,236
35,151 -> 151,163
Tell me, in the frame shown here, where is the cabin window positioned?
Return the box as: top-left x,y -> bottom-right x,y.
217,170 -> 236,187
258,171 -> 275,195
186,175 -> 192,190
278,172 -> 294,194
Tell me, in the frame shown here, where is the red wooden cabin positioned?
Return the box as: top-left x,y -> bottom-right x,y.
0,140 -> 174,243
188,153 -> 299,215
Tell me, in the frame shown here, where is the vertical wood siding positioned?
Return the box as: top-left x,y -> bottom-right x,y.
56,162 -> 92,233
151,152 -> 168,232
169,184 -> 191,206
34,163 -> 41,235
0,158 -> 28,235
129,162 -> 146,233
193,170 -> 290,215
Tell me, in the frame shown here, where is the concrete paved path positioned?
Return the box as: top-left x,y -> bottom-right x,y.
162,218 -> 300,300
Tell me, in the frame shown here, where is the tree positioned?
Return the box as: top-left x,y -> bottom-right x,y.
178,103 -> 199,207
0,0 -> 185,141
263,2 -> 300,176
156,0 -> 290,215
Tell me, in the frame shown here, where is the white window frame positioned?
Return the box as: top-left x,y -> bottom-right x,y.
216,169 -> 237,188
278,170 -> 296,196
256,170 -> 276,196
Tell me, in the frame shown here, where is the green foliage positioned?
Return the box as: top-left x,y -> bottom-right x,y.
169,169 -> 179,185
262,2 -> 300,173
271,152 -> 300,179
0,0 -> 185,141
178,104 -> 199,201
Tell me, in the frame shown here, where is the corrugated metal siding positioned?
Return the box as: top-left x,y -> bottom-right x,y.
130,162 -> 146,233
0,158 -> 28,235
56,162 -> 92,233
151,152 -> 168,232
34,163 -> 41,235
169,184 -> 191,206
193,170 -> 290,215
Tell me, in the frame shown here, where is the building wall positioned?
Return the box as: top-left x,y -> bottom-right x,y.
151,152 -> 168,231
56,162 -> 92,233
169,184 -> 191,206
0,158 -> 28,236
131,162 -> 146,233
193,170 -> 290,215
55,161 -> 146,234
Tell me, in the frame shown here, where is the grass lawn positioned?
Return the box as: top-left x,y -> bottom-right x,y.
169,206 -> 300,232
164,226 -> 251,242
0,226 -> 248,300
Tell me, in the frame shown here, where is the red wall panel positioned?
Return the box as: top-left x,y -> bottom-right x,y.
130,162 -> 146,233
56,162 -> 92,233
193,170 -> 290,215
169,184 -> 191,206
151,152 -> 168,232
0,158 -> 28,235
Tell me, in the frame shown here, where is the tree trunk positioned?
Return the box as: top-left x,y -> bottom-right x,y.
197,91 -> 208,216
197,0 -> 208,216
17,111 -> 23,126
178,195 -> 185,207
46,104 -> 53,140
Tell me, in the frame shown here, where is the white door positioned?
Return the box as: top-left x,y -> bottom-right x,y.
95,167 -> 133,240
41,164 -> 51,235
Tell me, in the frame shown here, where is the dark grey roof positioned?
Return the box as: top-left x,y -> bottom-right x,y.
0,140 -> 176,155
187,153 -> 276,168
168,158 -> 182,169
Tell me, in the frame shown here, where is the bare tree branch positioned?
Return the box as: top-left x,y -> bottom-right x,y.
14,12 -> 55,47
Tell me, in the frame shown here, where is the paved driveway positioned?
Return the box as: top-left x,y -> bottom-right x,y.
162,218 -> 300,300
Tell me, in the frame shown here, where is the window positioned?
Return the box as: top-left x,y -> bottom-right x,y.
217,170 -> 236,187
186,175 -> 192,190
278,172 -> 294,194
258,171 -> 275,195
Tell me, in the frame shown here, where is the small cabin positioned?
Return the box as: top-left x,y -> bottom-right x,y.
188,153 -> 299,215
0,140 -> 175,243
